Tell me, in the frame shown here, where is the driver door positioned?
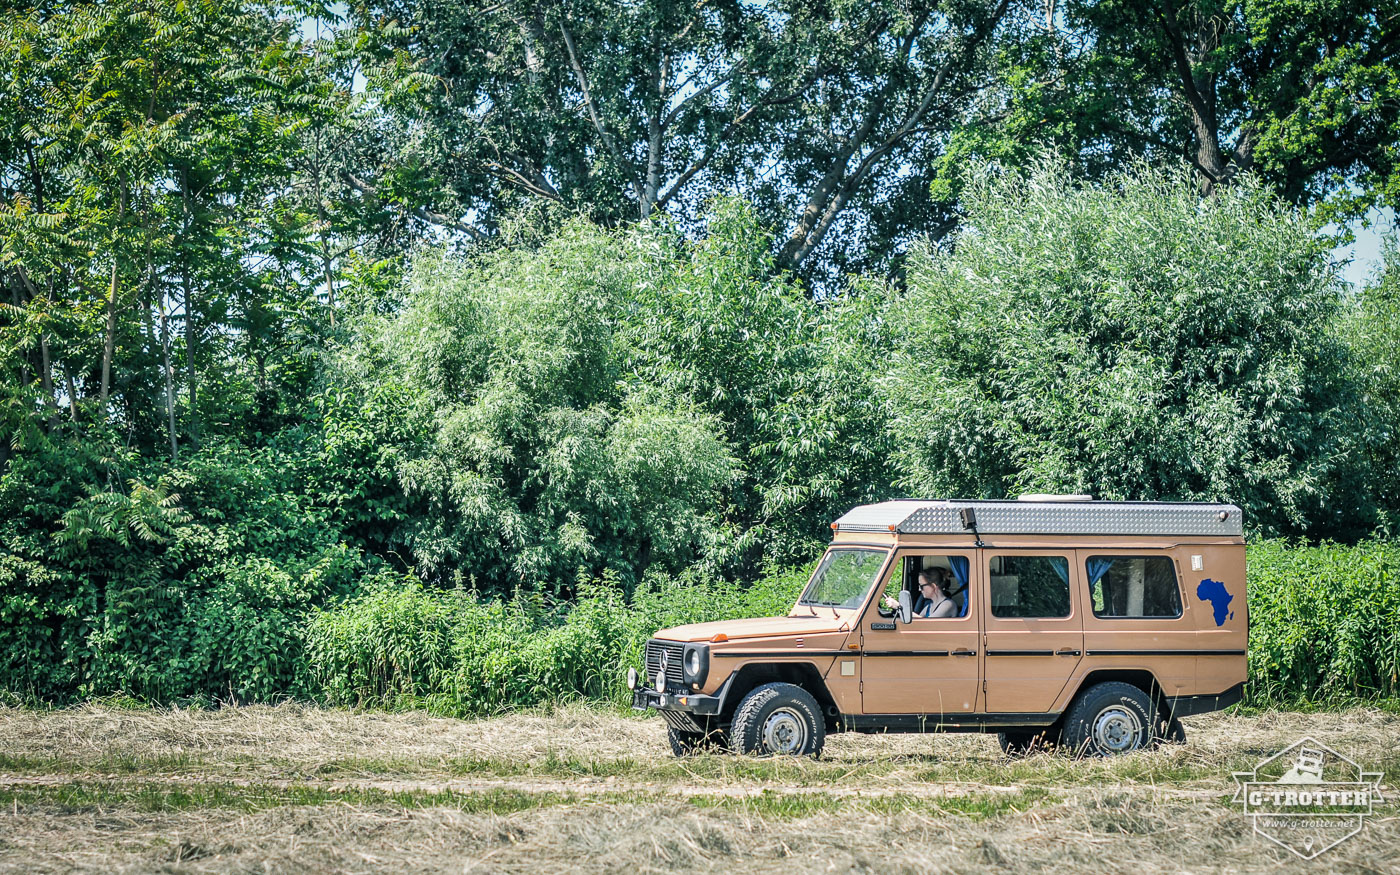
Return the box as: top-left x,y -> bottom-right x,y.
860,550 -> 981,715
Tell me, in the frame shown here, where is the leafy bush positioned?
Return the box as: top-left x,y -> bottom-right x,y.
300,540 -> 1400,715
1344,239 -> 1400,535
301,563 -> 813,715
0,433 -> 367,703
1246,539 -> 1400,704
301,575 -> 464,708
887,158 -> 1369,539
341,226 -> 740,593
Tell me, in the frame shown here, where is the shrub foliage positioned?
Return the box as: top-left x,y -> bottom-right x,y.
2,164 -> 1398,710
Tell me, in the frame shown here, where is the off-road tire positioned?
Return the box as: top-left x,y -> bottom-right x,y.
667,725 -> 729,756
1059,681 -> 1157,756
729,682 -> 825,757
997,729 -> 1054,756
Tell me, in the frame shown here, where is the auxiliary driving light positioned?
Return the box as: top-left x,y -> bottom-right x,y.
626,667 -> 638,690
654,670 -> 665,692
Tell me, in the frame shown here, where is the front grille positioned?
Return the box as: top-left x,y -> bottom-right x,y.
644,640 -> 685,688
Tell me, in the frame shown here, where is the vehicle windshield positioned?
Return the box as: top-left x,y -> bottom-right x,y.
798,548 -> 887,609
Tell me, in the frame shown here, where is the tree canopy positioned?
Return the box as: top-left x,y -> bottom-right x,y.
887,159 -> 1365,538
1,0 -> 1399,703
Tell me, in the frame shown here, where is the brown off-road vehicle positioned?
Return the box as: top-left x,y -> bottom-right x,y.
629,497 -> 1246,757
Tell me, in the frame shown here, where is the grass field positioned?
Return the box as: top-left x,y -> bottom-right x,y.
0,703 -> 1396,873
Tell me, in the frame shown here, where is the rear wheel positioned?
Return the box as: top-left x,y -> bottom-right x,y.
1059,681 -> 1156,756
730,682 -> 825,757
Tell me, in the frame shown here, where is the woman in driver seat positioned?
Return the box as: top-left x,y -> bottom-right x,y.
915,568 -> 958,618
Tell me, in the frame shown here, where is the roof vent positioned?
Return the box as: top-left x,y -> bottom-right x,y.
1017,494 -> 1093,502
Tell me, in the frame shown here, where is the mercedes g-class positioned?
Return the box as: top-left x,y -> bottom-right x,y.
628,497 -> 1246,757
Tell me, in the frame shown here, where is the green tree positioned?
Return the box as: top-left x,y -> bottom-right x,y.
341,223 -> 738,591
1346,237 -> 1400,531
958,0 -> 1400,223
0,0 -> 334,455
886,158 -> 1368,537
343,0 -> 1030,282
624,200 -> 898,570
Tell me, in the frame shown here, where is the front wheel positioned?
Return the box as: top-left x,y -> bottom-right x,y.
730,682 -> 825,757
1059,681 -> 1157,756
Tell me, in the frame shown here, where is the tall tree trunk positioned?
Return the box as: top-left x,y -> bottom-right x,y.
14,271 -> 57,423
159,289 -> 179,462
180,167 -> 199,449
313,149 -> 337,326
62,364 -> 78,420
22,147 -> 56,422
8,281 -> 28,386
9,281 -> 30,388
100,182 -> 126,404
641,52 -> 665,220
38,331 -> 58,431
182,265 -> 199,451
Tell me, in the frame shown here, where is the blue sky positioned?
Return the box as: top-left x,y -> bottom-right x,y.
1331,207 -> 1393,287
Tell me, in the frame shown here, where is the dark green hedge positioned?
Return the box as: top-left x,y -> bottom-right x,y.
5,537 -> 1397,713
1246,539 -> 1400,704
298,539 -> 1400,716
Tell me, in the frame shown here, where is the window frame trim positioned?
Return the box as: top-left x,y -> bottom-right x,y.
870,548 -> 978,623
986,551 -> 1075,620
1082,552 -> 1185,620
797,546 -> 891,609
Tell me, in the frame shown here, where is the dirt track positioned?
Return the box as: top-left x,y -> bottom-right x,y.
0,703 -> 1396,873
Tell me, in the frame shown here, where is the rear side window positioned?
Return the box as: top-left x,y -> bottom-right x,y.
1086,556 -> 1182,618
990,555 -> 1071,618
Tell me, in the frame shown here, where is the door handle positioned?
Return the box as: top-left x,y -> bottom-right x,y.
1055,648 -> 1081,657
951,648 -> 977,657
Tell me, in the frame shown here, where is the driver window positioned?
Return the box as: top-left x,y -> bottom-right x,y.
878,555 -> 970,619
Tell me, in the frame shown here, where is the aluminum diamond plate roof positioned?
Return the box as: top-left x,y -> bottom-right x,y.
833,499 -> 1243,537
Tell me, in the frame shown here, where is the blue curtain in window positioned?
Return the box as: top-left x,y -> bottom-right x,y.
1087,557 -> 1115,586
1049,557 -> 1069,584
948,556 -> 969,589
948,556 -> 970,617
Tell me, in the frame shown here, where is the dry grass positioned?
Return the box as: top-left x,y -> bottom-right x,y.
1,703 -> 1397,873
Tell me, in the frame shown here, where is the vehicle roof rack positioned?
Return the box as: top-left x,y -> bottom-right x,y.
832,499 -> 1243,537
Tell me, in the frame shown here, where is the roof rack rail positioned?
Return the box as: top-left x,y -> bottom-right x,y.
832,499 -> 1242,537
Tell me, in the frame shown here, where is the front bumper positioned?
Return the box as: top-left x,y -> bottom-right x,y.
631,687 -> 723,716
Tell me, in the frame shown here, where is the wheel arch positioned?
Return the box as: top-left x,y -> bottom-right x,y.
1064,668 -> 1173,718
719,662 -> 839,728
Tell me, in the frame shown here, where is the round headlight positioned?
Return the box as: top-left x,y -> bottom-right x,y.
626,667 -> 638,690
654,670 -> 666,692
686,648 -> 702,677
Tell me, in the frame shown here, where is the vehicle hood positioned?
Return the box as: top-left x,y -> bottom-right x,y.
653,614 -> 849,643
